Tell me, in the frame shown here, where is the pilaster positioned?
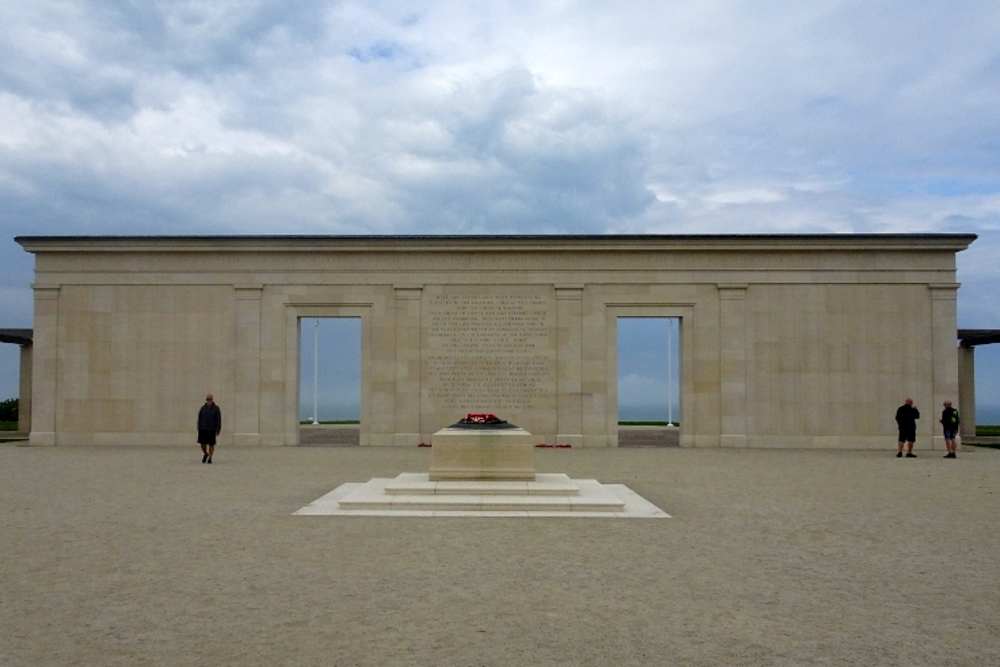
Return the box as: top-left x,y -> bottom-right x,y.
719,284 -> 747,447
30,286 -> 59,446
555,284 -> 584,447
394,286 -> 422,445
234,286 -> 263,446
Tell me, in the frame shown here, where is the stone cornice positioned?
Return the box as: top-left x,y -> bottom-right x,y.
14,233 -> 978,254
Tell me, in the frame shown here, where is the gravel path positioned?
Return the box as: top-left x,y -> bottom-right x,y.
2,443 -> 998,666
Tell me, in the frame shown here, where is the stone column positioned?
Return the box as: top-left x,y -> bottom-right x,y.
18,344 -> 32,434
930,284 -> 960,451
234,286 -> 263,446
718,284 -> 747,447
583,299 -> 609,447
555,285 -> 584,447
30,286 -> 59,446
957,344 -> 975,440
393,286 -> 422,445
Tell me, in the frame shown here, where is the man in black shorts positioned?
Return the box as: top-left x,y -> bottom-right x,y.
895,397 -> 919,458
940,400 -> 960,459
198,394 -> 222,464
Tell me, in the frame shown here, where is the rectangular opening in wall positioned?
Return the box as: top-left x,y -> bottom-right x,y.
0,343 -> 20,431
298,317 -> 360,446
617,317 -> 680,447
975,344 -> 1000,428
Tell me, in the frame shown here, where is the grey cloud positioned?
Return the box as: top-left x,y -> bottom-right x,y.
938,214 -> 997,235
1,1 -> 999,239
348,41 -> 417,66
371,67 -> 655,233
89,1 -> 332,73
0,1 -> 336,124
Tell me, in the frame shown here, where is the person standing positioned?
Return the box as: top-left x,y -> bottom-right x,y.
895,398 -> 920,458
198,394 -> 222,464
940,400 -> 960,459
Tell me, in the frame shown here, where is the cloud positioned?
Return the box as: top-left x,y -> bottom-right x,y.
3,1 -> 1000,237
702,188 -> 786,207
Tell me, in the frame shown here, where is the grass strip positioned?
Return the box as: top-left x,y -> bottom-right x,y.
299,420 -> 360,425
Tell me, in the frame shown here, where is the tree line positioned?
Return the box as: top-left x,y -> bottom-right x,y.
0,398 -> 17,422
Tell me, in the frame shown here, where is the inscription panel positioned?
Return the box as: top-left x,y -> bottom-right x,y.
424,290 -> 555,423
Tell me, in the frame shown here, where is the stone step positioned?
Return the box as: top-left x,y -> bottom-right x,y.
338,493 -> 624,513
335,473 -> 626,512
383,472 -> 580,496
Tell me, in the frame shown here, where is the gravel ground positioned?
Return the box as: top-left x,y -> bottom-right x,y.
1,442 -> 998,666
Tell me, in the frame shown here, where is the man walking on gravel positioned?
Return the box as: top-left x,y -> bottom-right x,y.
895,397 -> 920,458
198,394 -> 222,464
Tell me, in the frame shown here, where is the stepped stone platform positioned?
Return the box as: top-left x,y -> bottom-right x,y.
293,473 -> 668,517
294,423 -> 669,518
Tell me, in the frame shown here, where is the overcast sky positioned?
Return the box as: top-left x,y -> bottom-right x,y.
2,1 -> 999,417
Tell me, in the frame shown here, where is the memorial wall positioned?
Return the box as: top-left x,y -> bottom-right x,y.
15,234 -> 975,449
424,289 -> 554,424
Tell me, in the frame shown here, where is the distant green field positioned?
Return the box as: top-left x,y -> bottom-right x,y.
299,420 -> 360,425
0,421 -> 17,432
619,421 -> 677,427
977,425 -> 1000,436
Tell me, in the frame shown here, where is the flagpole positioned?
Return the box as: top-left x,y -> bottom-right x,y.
311,318 -> 319,425
667,319 -> 675,428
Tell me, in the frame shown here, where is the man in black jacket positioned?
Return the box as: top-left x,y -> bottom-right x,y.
895,398 -> 919,458
198,394 -> 222,464
940,400 -> 960,459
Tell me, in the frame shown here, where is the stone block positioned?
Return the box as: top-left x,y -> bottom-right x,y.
429,426 -> 536,481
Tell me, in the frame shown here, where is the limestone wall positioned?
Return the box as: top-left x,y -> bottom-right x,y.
17,235 -> 972,448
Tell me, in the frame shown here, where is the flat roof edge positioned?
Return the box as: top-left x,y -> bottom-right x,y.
14,233 -> 979,253
0,328 -> 32,345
